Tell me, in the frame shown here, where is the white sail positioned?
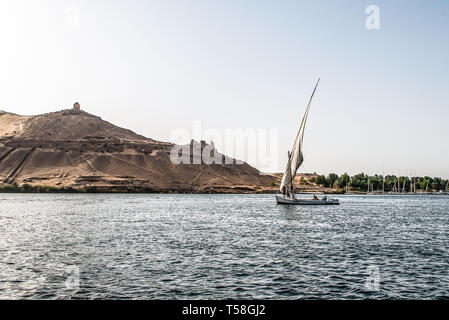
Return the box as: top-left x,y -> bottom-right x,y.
280,151 -> 292,192
279,79 -> 320,192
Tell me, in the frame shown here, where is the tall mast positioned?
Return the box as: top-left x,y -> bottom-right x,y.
367,174 -> 370,194
346,174 -> 349,194
289,152 -> 293,196
414,170 -> 416,193
279,79 -> 320,195
347,175 -> 352,193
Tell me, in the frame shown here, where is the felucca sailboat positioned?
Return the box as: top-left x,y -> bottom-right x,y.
276,79 -> 339,205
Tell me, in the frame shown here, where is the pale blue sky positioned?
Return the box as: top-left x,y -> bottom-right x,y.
0,0 -> 448,177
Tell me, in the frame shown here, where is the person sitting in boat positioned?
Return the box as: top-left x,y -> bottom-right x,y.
313,195 -> 318,200
322,196 -> 327,201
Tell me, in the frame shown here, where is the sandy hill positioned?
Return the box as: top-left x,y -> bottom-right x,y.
0,107 -> 279,193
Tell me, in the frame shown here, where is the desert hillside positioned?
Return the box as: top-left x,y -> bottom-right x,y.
0,106 -> 283,193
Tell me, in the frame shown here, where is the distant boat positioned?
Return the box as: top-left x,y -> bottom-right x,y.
276,79 -> 339,205
275,195 -> 340,205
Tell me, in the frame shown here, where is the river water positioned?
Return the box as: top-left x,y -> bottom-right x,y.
0,193 -> 448,299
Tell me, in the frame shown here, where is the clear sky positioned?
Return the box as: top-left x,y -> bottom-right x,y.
1,0 -> 448,177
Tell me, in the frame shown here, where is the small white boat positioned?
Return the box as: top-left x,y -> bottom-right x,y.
277,79 -> 340,206
276,194 -> 340,205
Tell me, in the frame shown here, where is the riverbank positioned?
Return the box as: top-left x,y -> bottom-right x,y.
2,185 -> 446,195
0,183 -> 343,194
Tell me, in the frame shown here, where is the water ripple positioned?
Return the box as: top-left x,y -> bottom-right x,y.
0,194 -> 448,299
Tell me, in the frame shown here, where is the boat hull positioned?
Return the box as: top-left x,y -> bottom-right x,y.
276,195 -> 340,205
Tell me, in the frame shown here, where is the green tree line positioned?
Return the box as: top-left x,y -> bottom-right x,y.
308,173 -> 449,192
